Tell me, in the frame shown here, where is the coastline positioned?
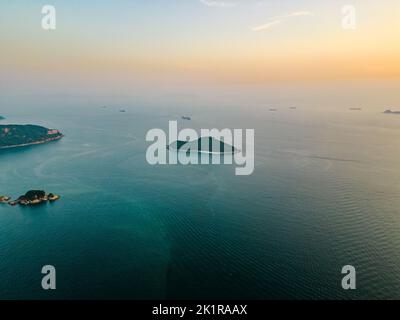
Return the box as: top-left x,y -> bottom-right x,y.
0,134 -> 64,150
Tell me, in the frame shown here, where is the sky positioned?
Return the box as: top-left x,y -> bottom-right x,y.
0,0 -> 399,96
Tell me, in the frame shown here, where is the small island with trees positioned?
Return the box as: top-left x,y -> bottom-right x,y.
168,137 -> 238,154
0,124 -> 63,149
1,190 -> 60,206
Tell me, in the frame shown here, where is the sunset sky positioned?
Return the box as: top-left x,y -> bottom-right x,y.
1,0 -> 399,95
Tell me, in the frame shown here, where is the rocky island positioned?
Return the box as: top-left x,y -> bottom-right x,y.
0,124 -> 63,149
0,196 -> 11,203
2,190 -> 60,206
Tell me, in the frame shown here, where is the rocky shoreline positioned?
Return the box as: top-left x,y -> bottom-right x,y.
0,134 -> 63,150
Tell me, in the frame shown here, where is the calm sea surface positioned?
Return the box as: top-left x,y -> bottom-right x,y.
1,99 -> 400,299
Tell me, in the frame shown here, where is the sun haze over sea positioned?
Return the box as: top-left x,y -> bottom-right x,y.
0,0 -> 399,99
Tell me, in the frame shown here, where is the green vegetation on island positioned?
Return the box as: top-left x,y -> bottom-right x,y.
0,124 -> 63,149
0,116 -> 5,120
168,137 -> 238,154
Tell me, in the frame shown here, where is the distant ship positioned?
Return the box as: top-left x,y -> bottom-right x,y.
181,116 -> 191,121
384,109 -> 400,114
349,107 -> 362,111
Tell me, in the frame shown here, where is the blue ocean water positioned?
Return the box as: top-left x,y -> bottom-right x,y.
1,99 -> 400,299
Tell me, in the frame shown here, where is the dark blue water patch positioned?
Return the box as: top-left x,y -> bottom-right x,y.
1,105 -> 400,299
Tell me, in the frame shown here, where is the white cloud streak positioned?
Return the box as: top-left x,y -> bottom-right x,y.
252,11 -> 314,32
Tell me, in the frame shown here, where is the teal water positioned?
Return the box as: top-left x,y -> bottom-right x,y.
1,100 -> 400,299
